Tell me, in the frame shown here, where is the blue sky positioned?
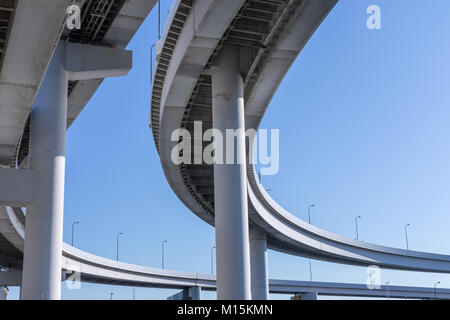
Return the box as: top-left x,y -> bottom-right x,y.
9,0 -> 450,299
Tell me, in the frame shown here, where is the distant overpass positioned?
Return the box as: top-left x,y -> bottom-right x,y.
1,206 -> 449,300
2,243 -> 450,300
62,243 -> 450,299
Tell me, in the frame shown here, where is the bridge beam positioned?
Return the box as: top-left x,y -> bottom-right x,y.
0,270 -> 22,287
167,287 -> 202,300
212,45 -> 251,300
291,293 -> 318,300
0,286 -> 8,300
0,169 -> 34,206
65,42 -> 132,81
250,228 -> 269,300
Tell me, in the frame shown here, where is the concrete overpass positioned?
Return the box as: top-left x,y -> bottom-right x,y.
0,0 -> 157,299
3,241 -> 450,300
0,0 -> 157,168
1,0 -> 450,301
2,205 -> 450,300
149,0 -> 450,300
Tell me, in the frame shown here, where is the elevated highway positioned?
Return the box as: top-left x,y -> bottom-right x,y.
1,206 -> 449,300
1,0 -> 449,300
0,0 -> 157,299
150,0 -> 450,299
0,0 -> 157,269
0,0 -> 157,168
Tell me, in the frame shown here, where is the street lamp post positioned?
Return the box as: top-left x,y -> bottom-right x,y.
116,232 -> 124,261
355,216 -> 362,241
308,205 -> 315,281
71,221 -> 79,246
404,224 -> 411,250
308,205 -> 315,225
150,43 -> 156,83
158,0 -> 161,40
162,240 -> 168,269
385,282 -> 390,300
434,281 -> 440,300
211,246 -> 216,275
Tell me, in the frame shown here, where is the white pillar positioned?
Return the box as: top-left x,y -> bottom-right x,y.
21,42 -> 68,300
167,287 -> 201,300
250,227 -> 269,300
0,286 -> 8,300
302,292 -> 318,300
291,292 -> 318,300
212,45 -> 251,300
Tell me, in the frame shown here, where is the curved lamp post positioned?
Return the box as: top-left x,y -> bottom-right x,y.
355,216 -> 362,241
385,282 -> 390,300
211,246 -> 216,275
71,221 -> 79,246
434,281 -> 441,300
404,224 -> 411,250
162,240 -> 168,269
307,205 -> 315,281
116,232 -> 124,261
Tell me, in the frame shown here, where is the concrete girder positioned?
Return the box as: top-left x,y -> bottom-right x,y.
65,42 -> 132,81
0,168 -> 34,206
0,269 -> 21,287
0,206 -> 24,251
0,0 -> 71,166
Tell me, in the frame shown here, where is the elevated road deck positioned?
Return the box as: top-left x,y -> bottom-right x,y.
150,0 -> 450,298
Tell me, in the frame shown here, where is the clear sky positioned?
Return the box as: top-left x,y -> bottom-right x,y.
8,0 -> 450,300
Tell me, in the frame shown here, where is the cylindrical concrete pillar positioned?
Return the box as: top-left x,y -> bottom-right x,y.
0,286 -> 8,300
21,41 -> 68,300
212,45 -> 251,300
250,227 -> 269,300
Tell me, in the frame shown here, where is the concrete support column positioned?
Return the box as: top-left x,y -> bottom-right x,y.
167,287 -> 202,300
291,292 -> 318,300
212,45 -> 251,300
21,42 -> 68,300
250,228 -> 269,300
302,292 -> 318,300
0,286 -> 8,300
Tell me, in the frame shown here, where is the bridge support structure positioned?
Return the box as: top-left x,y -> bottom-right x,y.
211,45 -> 252,300
0,269 -> 22,287
0,286 -> 8,300
167,287 -> 202,300
291,292 -> 318,300
250,228 -> 269,300
21,41 -> 131,300
21,42 -> 68,300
